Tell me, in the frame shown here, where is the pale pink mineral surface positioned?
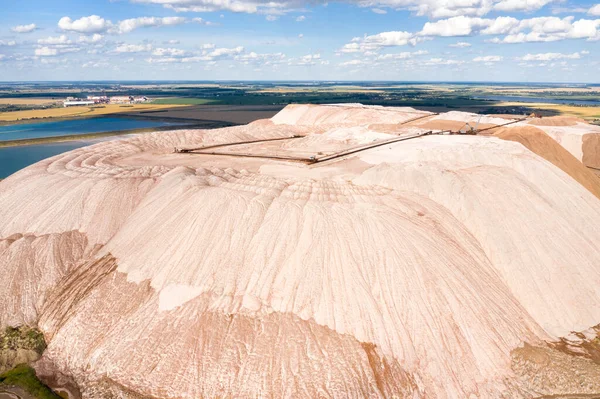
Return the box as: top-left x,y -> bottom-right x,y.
1,104 -> 600,398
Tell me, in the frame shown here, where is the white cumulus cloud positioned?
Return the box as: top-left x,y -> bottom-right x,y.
126,0 -> 557,19
339,59 -> 366,66
449,41 -> 472,47
235,51 -> 287,66
588,4 -> 600,15
422,57 -> 465,66
146,45 -> 245,63
420,16 -> 519,36
58,15 -> 191,35
192,17 -> 217,25
114,43 -> 153,53
493,0 -> 554,12
473,55 -> 503,62
35,47 -> 58,56
340,31 -> 419,53
520,51 -> 586,60
128,0 -> 286,13
481,16 -> 520,34
78,34 -> 104,43
417,15 -> 600,42
152,47 -> 186,56
114,16 -> 187,34
59,15 -> 109,33
375,50 -> 428,60
488,17 -> 600,42
421,16 -> 489,36
38,35 -> 72,45
207,46 -> 244,58
288,53 -> 321,66
11,23 -> 36,33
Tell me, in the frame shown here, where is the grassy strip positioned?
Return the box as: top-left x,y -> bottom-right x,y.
151,98 -> 217,105
1,327 -> 46,354
0,364 -> 62,399
498,102 -> 600,120
0,104 -> 190,123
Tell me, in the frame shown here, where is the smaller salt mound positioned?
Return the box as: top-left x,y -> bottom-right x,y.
271,104 -> 430,126
525,122 -> 600,170
527,116 -> 585,126
430,111 -> 515,126
366,122 -> 441,135
412,119 -> 497,132
495,126 -> 600,199
489,114 -> 523,120
583,133 -> 600,170
410,111 -> 517,132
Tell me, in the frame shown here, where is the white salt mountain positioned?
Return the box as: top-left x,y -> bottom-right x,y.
1,104 -> 600,398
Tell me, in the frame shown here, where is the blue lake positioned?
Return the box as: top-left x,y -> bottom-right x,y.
0,142 -> 90,178
474,95 -> 600,106
0,116 -> 187,178
0,117 -> 183,142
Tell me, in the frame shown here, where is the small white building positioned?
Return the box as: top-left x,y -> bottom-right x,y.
87,96 -> 109,104
110,96 -> 134,104
64,100 -> 95,107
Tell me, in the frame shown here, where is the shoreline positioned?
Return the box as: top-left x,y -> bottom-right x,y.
0,121 -> 235,148
0,103 -> 193,127
0,108 -> 201,127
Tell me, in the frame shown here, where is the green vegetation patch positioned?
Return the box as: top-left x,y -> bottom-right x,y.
1,327 -> 46,354
0,364 -> 62,399
151,97 -> 217,105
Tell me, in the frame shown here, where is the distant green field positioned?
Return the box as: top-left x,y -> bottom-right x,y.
148,93 -> 492,108
151,98 -> 217,105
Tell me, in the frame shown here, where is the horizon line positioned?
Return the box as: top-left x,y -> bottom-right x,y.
1,80 -> 599,85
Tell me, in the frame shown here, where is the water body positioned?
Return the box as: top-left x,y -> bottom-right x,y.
0,117 -> 183,142
0,116 -> 188,178
475,95 -> 600,106
0,141 -> 91,178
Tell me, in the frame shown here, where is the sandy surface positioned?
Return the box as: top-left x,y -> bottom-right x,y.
517,121 -> 600,169
429,110 -> 516,125
1,104 -> 600,398
495,125 -> 600,199
526,116 -> 586,126
0,99 -> 60,106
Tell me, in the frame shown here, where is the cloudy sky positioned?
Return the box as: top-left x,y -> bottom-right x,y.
1,0 -> 599,82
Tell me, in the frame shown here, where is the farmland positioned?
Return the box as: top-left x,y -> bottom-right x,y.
0,103 -> 190,123
0,81 -> 598,125
498,102 -> 600,120
0,98 -> 60,105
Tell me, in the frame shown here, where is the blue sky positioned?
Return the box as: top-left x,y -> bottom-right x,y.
1,0 -> 599,82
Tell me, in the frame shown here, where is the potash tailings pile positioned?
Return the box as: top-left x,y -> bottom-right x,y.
2,104 -> 600,399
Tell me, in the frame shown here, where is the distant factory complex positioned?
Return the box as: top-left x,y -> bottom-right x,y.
63,95 -> 149,107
